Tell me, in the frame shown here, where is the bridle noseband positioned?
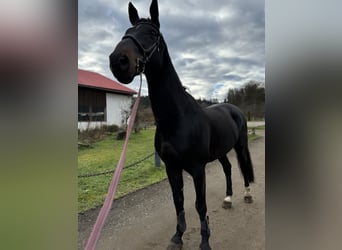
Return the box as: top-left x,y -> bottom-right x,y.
122,22 -> 161,74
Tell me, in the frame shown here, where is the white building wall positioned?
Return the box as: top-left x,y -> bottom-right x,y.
106,92 -> 133,126
78,121 -> 107,131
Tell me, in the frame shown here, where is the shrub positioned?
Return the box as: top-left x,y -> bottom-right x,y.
106,124 -> 119,133
78,125 -> 119,144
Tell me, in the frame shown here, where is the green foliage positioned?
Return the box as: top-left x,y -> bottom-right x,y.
78,125 -> 119,144
226,81 -> 265,120
106,124 -> 120,133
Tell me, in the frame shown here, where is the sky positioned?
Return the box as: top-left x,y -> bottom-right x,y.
78,0 -> 265,101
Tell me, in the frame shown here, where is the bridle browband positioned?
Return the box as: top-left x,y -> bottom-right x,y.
122,21 -> 162,73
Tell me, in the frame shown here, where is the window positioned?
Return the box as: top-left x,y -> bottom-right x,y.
78,87 -> 106,122
78,105 -> 90,121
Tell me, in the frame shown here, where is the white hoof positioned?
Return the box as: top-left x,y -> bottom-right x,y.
244,187 -> 253,203
244,187 -> 251,196
222,196 -> 232,209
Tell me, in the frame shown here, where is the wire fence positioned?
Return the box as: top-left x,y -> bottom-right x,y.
78,152 -> 155,178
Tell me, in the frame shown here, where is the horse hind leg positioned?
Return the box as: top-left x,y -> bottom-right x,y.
234,126 -> 255,203
237,148 -> 254,203
218,156 -> 233,209
244,186 -> 253,203
235,147 -> 254,203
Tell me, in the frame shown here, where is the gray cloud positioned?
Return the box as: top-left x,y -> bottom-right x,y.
78,0 -> 264,101
223,74 -> 245,81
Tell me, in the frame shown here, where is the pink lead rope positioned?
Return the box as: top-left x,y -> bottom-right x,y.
84,74 -> 143,250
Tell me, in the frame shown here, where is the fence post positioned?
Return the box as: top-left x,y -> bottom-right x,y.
155,151 -> 161,167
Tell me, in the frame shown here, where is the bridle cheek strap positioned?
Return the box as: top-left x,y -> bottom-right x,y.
122,33 -> 161,74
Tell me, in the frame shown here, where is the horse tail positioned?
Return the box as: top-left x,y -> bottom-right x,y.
234,119 -> 255,184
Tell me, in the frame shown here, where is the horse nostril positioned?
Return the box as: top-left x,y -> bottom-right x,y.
119,55 -> 129,71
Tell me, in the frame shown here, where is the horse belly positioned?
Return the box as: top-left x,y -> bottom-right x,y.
208,141 -> 234,162
155,122 -> 211,164
209,124 -> 238,161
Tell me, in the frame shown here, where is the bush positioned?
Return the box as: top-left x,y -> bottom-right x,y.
106,124 -> 119,133
116,130 -> 126,140
78,125 -> 119,144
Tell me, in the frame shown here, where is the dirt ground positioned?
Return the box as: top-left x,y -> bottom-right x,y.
78,129 -> 265,250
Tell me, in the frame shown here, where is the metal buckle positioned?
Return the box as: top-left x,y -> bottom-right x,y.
136,58 -> 145,74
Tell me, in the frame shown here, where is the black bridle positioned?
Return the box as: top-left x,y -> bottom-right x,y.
122,21 -> 162,73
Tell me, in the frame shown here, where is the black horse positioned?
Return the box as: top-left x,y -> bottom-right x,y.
109,1 -> 254,249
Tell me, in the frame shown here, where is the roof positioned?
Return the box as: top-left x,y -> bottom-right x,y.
78,69 -> 137,95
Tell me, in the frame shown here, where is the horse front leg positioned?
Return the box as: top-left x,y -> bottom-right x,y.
166,166 -> 186,250
192,166 -> 211,250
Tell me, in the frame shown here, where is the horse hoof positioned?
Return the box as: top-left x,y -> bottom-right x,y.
199,242 -> 211,250
167,241 -> 183,250
222,200 -> 232,209
244,195 -> 253,203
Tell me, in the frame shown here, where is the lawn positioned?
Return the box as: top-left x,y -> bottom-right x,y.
78,126 -> 262,213
78,127 -> 166,213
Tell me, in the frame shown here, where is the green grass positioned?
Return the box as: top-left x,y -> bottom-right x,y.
78,128 -> 166,213
248,133 -> 261,141
78,126 -> 264,213
254,124 -> 265,130
248,124 -> 265,141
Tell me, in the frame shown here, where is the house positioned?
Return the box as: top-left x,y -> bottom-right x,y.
78,69 -> 137,130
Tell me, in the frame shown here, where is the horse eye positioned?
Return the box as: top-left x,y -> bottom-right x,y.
151,30 -> 157,36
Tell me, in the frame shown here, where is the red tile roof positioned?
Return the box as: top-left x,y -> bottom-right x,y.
78,69 -> 137,95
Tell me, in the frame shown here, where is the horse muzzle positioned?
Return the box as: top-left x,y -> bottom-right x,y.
109,53 -> 135,84
109,41 -> 139,84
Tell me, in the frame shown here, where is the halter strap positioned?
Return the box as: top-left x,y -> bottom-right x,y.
121,22 -> 162,73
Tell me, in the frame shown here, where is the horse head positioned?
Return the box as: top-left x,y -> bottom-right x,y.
109,0 -> 163,84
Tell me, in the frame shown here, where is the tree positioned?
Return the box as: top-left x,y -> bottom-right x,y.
227,88 -> 244,106
226,81 -> 265,120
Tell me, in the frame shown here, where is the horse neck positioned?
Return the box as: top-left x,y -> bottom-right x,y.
145,47 -> 192,123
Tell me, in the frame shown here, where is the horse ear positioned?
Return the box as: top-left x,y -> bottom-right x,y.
128,2 -> 139,25
149,0 -> 160,28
